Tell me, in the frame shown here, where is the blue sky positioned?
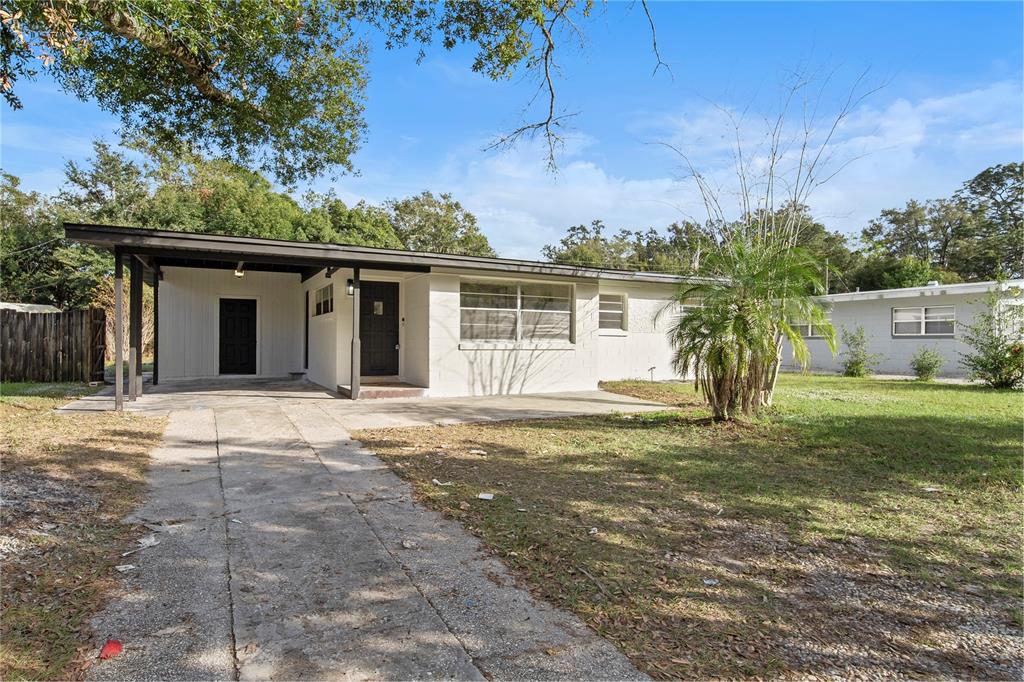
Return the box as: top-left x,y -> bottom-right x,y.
2,1 -> 1021,259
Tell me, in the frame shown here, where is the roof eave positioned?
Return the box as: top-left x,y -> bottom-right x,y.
64,223 -> 700,284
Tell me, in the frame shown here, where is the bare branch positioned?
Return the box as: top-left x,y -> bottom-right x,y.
484,0 -> 582,171
640,0 -> 672,79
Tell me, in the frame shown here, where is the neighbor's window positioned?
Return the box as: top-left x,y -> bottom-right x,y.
314,284 -> 334,316
460,280 -> 572,342
599,294 -> 626,330
892,305 -> 954,336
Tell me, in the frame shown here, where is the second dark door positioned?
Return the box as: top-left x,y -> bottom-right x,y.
219,298 -> 257,374
360,281 -> 399,376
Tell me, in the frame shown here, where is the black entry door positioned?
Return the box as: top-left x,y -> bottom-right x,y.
360,281 -> 399,376
219,298 -> 257,374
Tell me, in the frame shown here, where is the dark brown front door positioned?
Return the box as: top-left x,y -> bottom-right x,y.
360,282 -> 399,376
219,298 -> 257,374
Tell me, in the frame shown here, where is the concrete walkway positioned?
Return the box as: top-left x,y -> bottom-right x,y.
85,383 -> 654,680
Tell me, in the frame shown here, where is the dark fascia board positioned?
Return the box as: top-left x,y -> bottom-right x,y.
64,223 -> 701,284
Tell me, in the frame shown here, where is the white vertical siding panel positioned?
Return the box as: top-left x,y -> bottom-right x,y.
158,267 -> 301,379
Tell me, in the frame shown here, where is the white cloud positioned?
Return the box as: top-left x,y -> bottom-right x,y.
5,77 -> 1018,262
425,79 -> 1022,257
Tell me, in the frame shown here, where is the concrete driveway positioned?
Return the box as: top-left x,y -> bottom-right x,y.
80,380 -> 659,680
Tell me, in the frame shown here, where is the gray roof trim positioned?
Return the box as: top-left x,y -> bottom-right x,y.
64,223 -> 699,284
818,279 -> 1024,303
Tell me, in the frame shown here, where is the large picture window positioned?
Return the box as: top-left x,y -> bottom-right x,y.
314,284 -> 333,316
892,305 -> 954,336
461,280 -> 572,342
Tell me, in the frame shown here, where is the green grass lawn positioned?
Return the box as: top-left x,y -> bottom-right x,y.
1,383 -> 165,680
356,374 -> 1022,679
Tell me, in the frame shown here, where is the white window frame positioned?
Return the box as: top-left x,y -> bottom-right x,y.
459,279 -> 574,344
791,317 -> 831,339
598,293 -> 628,333
313,283 -> 334,317
892,305 -> 955,337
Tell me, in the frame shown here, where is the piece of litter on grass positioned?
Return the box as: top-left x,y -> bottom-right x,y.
703,578 -> 720,587
477,493 -> 494,501
99,640 -> 122,660
431,478 -> 453,486
137,534 -> 160,549
120,549 -> 138,557
114,564 -> 135,573
400,539 -> 417,549
230,519 -> 243,524
469,449 -> 488,456
516,508 -> 527,513
922,487 -> 941,493
588,527 -> 599,535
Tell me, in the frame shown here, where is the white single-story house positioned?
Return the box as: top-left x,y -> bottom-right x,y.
66,224 -> 698,406
782,279 -> 1024,377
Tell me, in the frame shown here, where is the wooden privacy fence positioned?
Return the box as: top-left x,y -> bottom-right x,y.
1,308 -> 106,383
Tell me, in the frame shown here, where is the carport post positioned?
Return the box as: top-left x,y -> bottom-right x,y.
350,267 -> 360,400
128,257 -> 142,400
113,252 -> 124,411
152,272 -> 159,385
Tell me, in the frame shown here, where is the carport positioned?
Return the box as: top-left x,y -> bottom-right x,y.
66,223 -> 437,409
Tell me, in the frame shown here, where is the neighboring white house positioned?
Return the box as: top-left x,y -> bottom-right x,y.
66,224 -> 696,399
782,280 -> 1024,378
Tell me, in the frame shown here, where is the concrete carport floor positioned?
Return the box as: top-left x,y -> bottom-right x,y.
70,379 -> 662,680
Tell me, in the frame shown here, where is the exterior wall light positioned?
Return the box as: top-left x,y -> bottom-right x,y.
234,261 -> 245,278
346,279 -> 354,296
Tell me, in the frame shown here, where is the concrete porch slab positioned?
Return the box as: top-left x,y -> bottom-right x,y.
59,377 -> 671,428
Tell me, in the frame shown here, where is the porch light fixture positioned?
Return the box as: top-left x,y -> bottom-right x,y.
346,279 -> 354,296
234,261 -> 245,278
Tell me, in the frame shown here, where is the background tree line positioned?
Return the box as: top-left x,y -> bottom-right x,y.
543,162 -> 1023,291
1,140 -> 495,309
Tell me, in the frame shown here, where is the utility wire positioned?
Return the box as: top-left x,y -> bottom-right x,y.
3,237 -> 61,256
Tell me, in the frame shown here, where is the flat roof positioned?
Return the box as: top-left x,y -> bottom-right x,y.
820,279 -> 1024,303
64,223 -> 699,285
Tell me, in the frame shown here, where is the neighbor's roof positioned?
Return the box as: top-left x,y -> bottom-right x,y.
820,279 -> 1024,303
64,223 -> 699,285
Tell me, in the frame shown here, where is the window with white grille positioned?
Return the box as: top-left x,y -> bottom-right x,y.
892,306 -> 954,336
460,281 -> 572,342
599,294 -> 626,330
314,284 -> 333,316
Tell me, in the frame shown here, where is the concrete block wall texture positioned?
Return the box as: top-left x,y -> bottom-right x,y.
782,291 -> 990,378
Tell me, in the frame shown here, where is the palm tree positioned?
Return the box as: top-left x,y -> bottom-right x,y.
667,238 -> 835,420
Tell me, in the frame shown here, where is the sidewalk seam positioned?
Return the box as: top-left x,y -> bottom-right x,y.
284,402 -> 487,678
212,410 -> 241,682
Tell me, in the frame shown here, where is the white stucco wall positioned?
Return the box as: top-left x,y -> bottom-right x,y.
158,264 -> 686,394
595,282 -> 681,382
424,271 -> 683,397
782,291 -> 990,377
158,267 -> 302,380
403,274 -> 431,387
302,270 -> 338,390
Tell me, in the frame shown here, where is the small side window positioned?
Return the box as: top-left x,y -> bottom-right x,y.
599,294 -> 626,330
313,284 -> 334,317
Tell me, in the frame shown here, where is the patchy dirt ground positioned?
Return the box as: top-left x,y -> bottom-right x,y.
1,385 -> 165,680
355,375 -> 1023,679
